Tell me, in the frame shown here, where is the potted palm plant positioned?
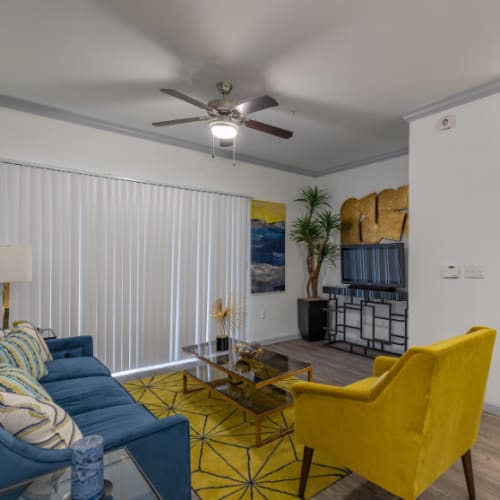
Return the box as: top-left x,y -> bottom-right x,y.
289,186 -> 341,341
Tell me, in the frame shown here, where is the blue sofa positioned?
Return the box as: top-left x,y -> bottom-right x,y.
0,336 -> 191,499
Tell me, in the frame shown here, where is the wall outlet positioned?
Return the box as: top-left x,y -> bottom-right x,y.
259,310 -> 267,320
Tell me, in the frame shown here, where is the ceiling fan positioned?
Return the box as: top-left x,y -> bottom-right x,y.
152,81 -> 293,147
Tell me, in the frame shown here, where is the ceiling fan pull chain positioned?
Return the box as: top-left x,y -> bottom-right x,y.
211,135 -> 215,159
232,139 -> 236,166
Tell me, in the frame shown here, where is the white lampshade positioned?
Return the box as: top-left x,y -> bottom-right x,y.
209,120 -> 239,139
0,246 -> 32,283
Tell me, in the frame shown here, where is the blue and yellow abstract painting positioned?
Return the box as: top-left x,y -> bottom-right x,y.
251,200 -> 286,293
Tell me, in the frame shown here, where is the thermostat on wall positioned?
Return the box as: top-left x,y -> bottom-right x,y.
440,265 -> 461,279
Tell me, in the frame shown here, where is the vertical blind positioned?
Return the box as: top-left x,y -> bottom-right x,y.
0,160 -> 249,372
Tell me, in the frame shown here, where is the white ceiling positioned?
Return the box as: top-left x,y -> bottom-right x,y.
1,0 -> 500,175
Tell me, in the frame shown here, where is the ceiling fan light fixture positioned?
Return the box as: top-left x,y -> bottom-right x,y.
209,119 -> 239,139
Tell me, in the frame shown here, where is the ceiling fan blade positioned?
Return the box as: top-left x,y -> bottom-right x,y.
244,119 -> 293,139
219,139 -> 233,148
160,88 -> 213,111
234,95 -> 278,115
152,116 -> 209,127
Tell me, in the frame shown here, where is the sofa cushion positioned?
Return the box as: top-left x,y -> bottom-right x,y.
73,404 -> 155,449
0,332 -> 47,379
51,346 -> 84,359
0,391 -> 82,449
42,376 -> 135,416
41,357 -> 110,384
0,364 -> 52,401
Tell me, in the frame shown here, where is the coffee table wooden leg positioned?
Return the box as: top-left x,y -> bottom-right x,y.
254,410 -> 295,448
255,417 -> 262,447
182,371 -> 205,394
255,423 -> 294,447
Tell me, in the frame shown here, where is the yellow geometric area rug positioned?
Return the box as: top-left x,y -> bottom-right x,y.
123,372 -> 349,499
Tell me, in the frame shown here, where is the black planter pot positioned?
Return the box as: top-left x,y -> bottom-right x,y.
298,298 -> 328,341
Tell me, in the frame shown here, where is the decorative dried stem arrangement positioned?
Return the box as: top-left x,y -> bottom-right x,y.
211,292 -> 247,339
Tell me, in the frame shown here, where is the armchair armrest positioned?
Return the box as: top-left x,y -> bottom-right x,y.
292,380 -> 382,455
292,351 -> 432,461
123,415 -> 191,500
45,335 -> 94,358
0,428 -> 72,489
291,381 -> 372,402
104,413 -> 189,450
373,356 -> 398,376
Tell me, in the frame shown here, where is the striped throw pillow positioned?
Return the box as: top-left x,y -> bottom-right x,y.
0,392 -> 82,449
11,321 -> 53,362
0,364 -> 52,401
0,332 -> 48,380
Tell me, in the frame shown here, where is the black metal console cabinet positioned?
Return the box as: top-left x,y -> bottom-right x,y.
323,286 -> 408,358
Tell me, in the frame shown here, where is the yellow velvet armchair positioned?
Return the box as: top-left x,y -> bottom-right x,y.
291,326 -> 496,499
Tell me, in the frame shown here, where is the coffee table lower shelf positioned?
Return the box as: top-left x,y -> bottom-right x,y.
183,365 -> 309,447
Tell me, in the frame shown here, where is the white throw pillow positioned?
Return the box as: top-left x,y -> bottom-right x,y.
0,391 -> 82,449
10,321 -> 53,362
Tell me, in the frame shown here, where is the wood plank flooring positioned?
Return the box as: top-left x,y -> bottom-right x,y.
121,337 -> 500,499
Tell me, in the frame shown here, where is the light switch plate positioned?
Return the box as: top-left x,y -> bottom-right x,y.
464,265 -> 484,279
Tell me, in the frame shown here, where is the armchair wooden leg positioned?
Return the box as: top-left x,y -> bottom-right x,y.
461,449 -> 475,499
299,446 -> 314,499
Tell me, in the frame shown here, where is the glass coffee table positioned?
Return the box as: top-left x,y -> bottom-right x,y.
0,448 -> 160,499
182,338 -> 312,447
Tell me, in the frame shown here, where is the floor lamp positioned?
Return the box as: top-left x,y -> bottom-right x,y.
0,246 -> 32,330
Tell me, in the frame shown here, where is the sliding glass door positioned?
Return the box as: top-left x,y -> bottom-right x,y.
0,160 -> 249,372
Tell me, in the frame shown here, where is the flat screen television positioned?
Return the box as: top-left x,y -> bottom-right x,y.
341,243 -> 406,289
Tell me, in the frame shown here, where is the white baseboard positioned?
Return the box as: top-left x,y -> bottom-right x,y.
113,357 -> 196,380
484,403 -> 500,416
253,333 -> 302,346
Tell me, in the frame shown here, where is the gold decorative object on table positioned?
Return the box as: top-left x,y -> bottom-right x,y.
211,292 -> 246,351
233,341 -> 263,358
212,297 -> 230,350
234,358 -> 251,373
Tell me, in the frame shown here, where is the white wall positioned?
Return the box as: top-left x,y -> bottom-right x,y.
0,106 -> 310,344
409,93 -> 500,410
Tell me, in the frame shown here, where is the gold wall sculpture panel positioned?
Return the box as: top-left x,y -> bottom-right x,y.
340,185 -> 408,244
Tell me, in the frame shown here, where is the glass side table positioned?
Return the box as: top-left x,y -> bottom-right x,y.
0,447 -> 160,499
